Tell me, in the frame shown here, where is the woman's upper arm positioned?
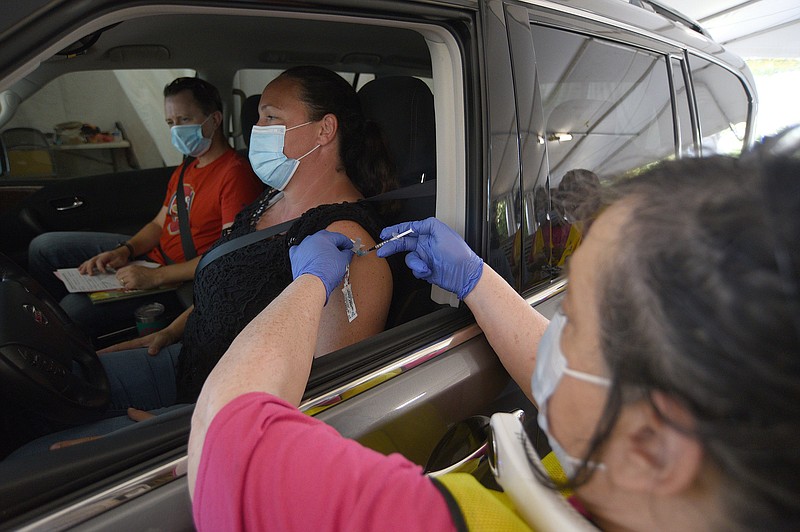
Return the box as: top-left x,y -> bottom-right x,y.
314,219 -> 392,355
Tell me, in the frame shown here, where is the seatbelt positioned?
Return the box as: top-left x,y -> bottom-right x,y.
175,156 -> 198,260
195,179 -> 436,275
196,217 -> 297,274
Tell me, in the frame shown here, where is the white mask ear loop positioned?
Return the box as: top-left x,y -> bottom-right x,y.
296,143 -> 320,160
562,367 -> 611,387
285,120 -> 318,161
532,310 -> 612,479
286,120 -> 313,131
199,112 -> 215,133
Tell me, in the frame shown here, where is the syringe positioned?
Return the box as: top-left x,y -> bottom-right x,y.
354,228 -> 415,256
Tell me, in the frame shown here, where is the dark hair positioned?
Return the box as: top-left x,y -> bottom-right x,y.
277,66 -> 396,198
569,155 -> 800,529
555,168 -> 600,221
164,77 -> 223,116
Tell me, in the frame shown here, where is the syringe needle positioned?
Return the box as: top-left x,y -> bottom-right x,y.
364,228 -> 415,254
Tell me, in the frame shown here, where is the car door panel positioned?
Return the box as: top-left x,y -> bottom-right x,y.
0,167 -> 172,264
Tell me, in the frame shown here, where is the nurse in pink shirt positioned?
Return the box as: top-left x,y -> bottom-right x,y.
189,153 -> 800,532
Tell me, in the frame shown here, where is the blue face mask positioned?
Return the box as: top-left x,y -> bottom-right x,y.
532,310 -> 610,478
249,122 -> 320,190
171,114 -> 214,157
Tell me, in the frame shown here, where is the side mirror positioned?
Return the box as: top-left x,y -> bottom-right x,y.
424,410 -> 525,489
424,415 -> 490,478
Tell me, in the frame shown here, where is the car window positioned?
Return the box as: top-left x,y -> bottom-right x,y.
533,25 -> 676,180
0,9 -> 462,522
689,54 -> 751,156
518,24 -> 677,280
1,69 -> 194,179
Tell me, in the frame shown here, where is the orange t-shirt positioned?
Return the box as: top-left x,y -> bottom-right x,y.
147,149 -> 263,265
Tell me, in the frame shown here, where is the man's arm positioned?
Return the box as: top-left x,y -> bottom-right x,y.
126,205 -> 168,258
137,255 -> 200,286
77,206 -> 166,275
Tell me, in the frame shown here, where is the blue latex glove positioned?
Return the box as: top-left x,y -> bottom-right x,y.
376,217 -> 483,300
289,230 -> 354,303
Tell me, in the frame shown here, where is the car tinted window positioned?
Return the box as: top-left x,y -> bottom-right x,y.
524,25 -> 675,273
532,25 -> 675,179
689,54 -> 750,156
485,5 -> 526,292
2,69 -> 194,179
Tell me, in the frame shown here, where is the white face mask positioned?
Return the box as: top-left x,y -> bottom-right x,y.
531,310 -> 611,479
248,121 -> 320,190
171,114 -> 214,157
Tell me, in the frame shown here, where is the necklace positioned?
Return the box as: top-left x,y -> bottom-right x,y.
250,189 -> 283,228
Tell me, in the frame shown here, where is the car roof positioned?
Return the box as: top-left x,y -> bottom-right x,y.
0,0 -> 751,97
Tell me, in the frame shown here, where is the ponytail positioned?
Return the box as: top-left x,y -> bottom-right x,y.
279,66 -> 397,198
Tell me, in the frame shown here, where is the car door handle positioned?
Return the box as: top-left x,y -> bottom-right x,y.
52,196 -> 85,211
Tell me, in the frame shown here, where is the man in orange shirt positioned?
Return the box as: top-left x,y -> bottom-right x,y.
28,77 -> 263,340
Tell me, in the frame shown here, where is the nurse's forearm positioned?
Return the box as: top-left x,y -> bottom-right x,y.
463,265 -> 549,404
188,274 -> 326,496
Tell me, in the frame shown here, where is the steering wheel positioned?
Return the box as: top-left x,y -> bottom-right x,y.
0,253 -> 109,423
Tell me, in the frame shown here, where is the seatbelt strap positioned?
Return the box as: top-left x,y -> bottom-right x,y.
196,217 -> 297,274
370,178 -> 435,201
176,156 -> 198,260
195,179 -> 436,275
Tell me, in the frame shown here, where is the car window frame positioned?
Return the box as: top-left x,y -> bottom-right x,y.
0,3 -> 477,526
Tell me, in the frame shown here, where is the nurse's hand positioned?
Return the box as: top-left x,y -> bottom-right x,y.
377,217 -> 483,300
289,230 -> 354,303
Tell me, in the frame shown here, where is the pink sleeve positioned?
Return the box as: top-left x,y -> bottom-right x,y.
193,393 -> 456,532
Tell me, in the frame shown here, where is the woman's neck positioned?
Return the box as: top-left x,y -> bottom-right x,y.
279,167 -> 363,218
581,477 -> 721,532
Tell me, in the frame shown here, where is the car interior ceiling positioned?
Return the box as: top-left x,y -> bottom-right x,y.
13,14 -> 433,100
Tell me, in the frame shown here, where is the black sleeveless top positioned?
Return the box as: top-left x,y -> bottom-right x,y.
175,188 -> 384,402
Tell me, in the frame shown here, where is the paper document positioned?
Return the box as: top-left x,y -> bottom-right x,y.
55,261 -> 161,293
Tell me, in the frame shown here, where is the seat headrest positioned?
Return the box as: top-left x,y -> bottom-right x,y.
241,94 -> 261,148
358,76 -> 436,187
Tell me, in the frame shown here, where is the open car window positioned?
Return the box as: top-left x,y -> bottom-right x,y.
0,5 -> 468,525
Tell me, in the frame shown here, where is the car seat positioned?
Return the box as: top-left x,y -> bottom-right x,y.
240,94 -> 261,150
358,76 -> 436,188
358,76 -> 439,327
